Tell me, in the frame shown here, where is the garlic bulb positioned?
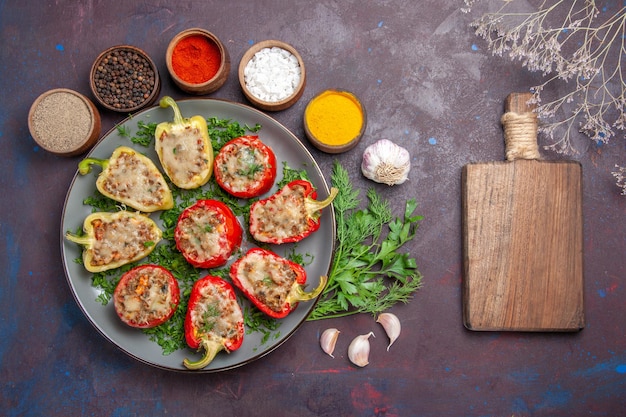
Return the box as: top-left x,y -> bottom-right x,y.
320,328 -> 340,358
376,312 -> 401,351
361,139 -> 411,186
348,332 -> 375,367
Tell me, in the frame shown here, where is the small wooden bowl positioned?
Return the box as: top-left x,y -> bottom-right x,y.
28,88 -> 101,157
166,28 -> 230,95
238,40 -> 306,111
303,89 -> 366,154
90,45 -> 161,113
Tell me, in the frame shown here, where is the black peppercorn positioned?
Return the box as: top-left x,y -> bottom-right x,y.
92,47 -> 158,111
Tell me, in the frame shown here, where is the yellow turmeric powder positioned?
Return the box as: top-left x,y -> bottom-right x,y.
305,90 -> 364,146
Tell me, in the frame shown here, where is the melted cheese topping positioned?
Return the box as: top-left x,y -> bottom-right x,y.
157,124 -> 210,187
250,185 -> 307,243
114,267 -> 174,326
90,214 -> 159,267
99,150 -> 168,209
217,140 -> 269,193
190,283 -> 243,344
233,251 -> 296,312
176,207 -> 230,263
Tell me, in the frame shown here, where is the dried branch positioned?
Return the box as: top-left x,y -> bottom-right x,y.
613,165 -> 626,195
464,0 -> 625,155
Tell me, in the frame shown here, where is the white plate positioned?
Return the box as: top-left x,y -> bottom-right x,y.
60,98 -> 335,372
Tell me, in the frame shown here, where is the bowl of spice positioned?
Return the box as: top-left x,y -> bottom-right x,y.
303,89 -> 366,153
166,28 -> 230,95
239,40 -> 306,111
28,88 -> 101,157
90,45 -> 160,113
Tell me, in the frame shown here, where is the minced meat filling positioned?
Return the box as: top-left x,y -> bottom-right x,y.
218,143 -> 266,192
100,151 -> 167,207
250,184 -> 307,241
176,208 -> 228,263
114,267 -> 173,325
90,216 -> 158,267
159,125 -> 209,184
190,284 -> 243,341
236,251 -> 297,313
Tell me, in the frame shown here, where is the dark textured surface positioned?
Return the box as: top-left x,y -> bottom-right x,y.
1,1 -> 624,416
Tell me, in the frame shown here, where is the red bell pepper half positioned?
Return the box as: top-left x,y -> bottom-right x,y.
248,180 -> 338,244
113,264 -> 180,329
175,199 -> 243,269
183,275 -> 244,370
229,247 -> 328,319
213,135 -> 277,198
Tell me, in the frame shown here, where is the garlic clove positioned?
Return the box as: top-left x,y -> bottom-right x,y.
348,332 -> 375,367
361,139 -> 411,186
320,328 -> 340,358
377,312 -> 401,351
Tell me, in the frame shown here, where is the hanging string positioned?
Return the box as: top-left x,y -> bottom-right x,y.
501,111 -> 540,161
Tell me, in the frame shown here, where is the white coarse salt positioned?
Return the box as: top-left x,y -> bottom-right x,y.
244,46 -> 301,102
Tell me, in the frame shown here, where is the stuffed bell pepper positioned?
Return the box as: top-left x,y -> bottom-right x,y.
183,275 -> 244,370
65,211 -> 162,273
113,264 -> 180,328
249,180 -> 338,244
229,247 -> 327,319
175,199 -> 243,269
154,96 -> 213,189
213,135 -> 277,198
77,146 -> 174,212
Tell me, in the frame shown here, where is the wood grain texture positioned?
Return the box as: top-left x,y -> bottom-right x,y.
462,92 -> 584,332
462,159 -> 584,331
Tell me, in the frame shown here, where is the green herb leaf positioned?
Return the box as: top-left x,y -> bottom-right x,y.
243,303 -> 281,347
131,121 -> 157,147
116,124 -> 130,138
207,118 -> 261,151
277,161 -> 310,188
307,160 -> 423,320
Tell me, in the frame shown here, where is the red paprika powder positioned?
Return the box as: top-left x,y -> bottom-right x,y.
171,35 -> 221,84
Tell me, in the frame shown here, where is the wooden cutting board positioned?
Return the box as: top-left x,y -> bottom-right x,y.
462,92 -> 584,332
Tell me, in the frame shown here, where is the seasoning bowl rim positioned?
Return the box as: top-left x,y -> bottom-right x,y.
28,88 -> 102,157
165,28 -> 231,95
89,44 -> 161,113
303,88 -> 367,154
238,39 -> 306,112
